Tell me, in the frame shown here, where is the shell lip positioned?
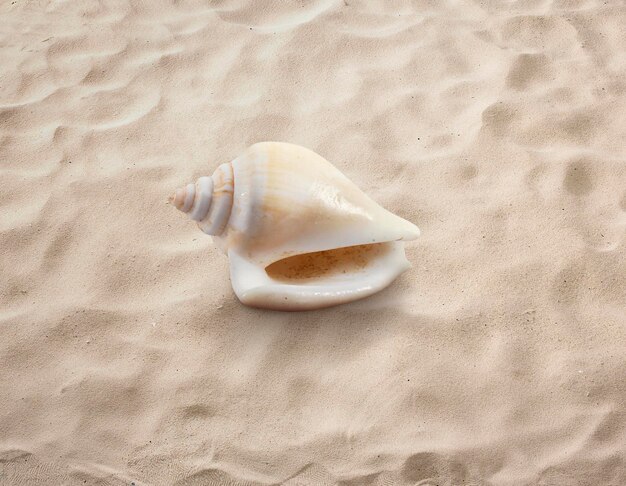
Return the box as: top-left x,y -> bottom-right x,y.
228,241 -> 411,311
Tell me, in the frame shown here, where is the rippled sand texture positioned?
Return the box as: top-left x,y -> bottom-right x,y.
1,0 -> 626,484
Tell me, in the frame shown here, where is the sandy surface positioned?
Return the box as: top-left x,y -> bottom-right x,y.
1,0 -> 626,484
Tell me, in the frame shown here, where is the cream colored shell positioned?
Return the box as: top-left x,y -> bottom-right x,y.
170,142 -> 420,310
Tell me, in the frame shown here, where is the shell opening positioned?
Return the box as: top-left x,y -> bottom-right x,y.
264,243 -> 392,282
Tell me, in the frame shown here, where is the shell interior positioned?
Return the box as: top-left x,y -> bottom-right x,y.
265,243 -> 391,283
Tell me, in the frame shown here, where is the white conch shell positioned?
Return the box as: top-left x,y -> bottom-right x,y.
170,142 -> 420,311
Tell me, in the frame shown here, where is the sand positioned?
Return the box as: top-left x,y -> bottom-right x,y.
1,0 -> 625,484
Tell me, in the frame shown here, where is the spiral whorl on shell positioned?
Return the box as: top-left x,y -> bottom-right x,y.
170,162 -> 234,236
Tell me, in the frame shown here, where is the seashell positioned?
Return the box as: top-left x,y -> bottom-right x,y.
170,142 -> 420,311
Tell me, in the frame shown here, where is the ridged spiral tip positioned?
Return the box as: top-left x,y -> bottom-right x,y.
171,165 -> 233,237
197,163 -> 234,236
170,183 -> 196,213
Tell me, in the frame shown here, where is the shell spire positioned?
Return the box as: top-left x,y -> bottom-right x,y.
170,162 -> 234,236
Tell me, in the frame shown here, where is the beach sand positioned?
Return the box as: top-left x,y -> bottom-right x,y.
1,0 -> 625,484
